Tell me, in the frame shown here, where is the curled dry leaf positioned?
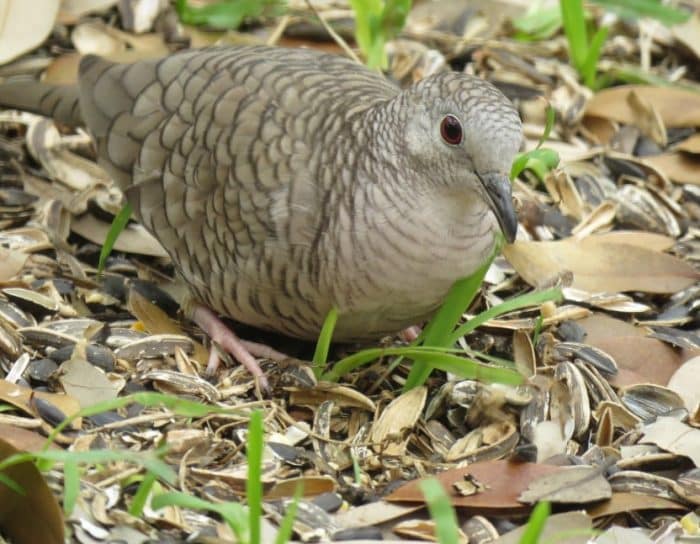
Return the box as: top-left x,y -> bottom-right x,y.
519,465 -> 612,504
503,237 -> 699,294
585,85 -> 700,128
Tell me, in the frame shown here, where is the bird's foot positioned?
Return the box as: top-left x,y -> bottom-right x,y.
191,304 -> 273,390
399,325 -> 422,343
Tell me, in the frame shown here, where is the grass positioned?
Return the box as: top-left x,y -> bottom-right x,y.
350,0 -> 412,69
174,0 -> 284,30
516,0 -> 690,89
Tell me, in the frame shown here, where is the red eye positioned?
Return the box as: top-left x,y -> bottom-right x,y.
440,114 -> 463,145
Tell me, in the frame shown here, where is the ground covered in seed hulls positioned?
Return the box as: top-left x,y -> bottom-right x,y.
0,1 -> 699,543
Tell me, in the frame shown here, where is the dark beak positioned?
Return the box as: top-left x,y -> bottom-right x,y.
477,171 -> 518,243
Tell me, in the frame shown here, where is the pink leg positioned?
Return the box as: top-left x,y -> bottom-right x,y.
191,304 -> 268,389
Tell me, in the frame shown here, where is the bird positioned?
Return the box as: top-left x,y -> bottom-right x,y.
0,46 -> 523,384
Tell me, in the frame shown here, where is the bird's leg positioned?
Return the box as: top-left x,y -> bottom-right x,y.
399,325 -> 422,343
190,304 -> 269,388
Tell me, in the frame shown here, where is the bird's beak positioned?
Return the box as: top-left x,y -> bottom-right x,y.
477,171 -> 518,243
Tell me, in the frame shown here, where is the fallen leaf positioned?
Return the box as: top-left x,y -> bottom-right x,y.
386,460 -> 564,515
495,511 -> 591,544
58,358 -> 122,408
503,238 -> 699,294
587,492 -> 687,519
585,85 -> 700,127
595,526 -> 654,544
519,465 -> 612,504
0,438 -> 64,544
0,380 -> 81,428
577,313 -> 684,387
643,152 -> 700,185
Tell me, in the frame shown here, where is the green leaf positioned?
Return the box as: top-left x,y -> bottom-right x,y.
175,0 -> 285,29
247,410 -> 264,544
62,461 -> 79,514
312,307 -> 338,377
591,0 -> 690,25
560,0 -> 589,73
275,484 -> 303,544
512,5 -> 562,39
97,202 -> 132,276
519,501 -> 551,544
510,148 -> 560,181
323,346 -> 522,385
537,103 -> 556,149
420,479 -> 460,544
581,24 -> 609,88
129,472 -> 157,517
449,287 -> 562,344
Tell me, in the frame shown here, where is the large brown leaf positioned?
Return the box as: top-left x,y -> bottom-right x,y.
503,237 -> 699,294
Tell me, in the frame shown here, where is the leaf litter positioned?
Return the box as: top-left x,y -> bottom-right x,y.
0,0 -> 698,542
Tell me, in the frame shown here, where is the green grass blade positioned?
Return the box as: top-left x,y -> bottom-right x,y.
247,410 -> 264,544
591,0 -> 690,25
560,0 -> 589,73
274,483 -> 303,544
581,25 -> 609,88
129,472 -> 157,517
537,103 -> 556,149
312,307 -> 338,377
323,346 -> 522,385
62,460 -> 79,514
97,202 -> 132,276
519,501 -> 551,544
513,5 -> 562,39
510,148 -> 560,181
0,473 -> 23,495
448,287 -> 562,345
419,479 -> 460,544
404,248 -> 496,390
175,0 -> 284,29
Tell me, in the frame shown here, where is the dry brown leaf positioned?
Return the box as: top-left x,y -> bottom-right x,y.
644,152 -> 700,185
496,512 -> 592,544
386,460 -> 564,515
585,85 -> 700,128
625,89 -> 667,147
577,313 -> 683,387
0,438 -> 64,544
503,238 -> 699,294
675,133 -> 700,154
589,231 -> 675,252
587,492 -> 687,519
519,465 -> 611,504
0,425 -> 60,452
672,12 -> 700,61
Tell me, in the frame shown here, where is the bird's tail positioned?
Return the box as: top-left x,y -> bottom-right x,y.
0,78 -> 83,126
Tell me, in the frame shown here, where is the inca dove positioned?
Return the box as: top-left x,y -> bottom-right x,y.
0,46 -> 522,381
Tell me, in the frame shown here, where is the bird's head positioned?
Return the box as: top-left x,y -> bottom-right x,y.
395,73 -> 523,243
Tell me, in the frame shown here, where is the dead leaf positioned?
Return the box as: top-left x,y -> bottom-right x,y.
587,492 -> 687,519
585,85 -> 700,128
578,313 -> 684,387
386,460 -> 564,515
672,12 -> 700,61
503,237 -> 699,294
0,425 -> 60,452
519,465 -> 612,504
495,511 -> 592,544
643,152 -> 700,185
588,231 -> 675,252
0,438 -> 64,544
0,380 -> 81,428
625,89 -> 667,147
58,358 -> 122,408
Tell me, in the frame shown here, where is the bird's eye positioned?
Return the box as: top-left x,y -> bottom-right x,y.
439,114 -> 463,145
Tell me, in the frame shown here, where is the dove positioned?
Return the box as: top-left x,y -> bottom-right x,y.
0,46 -> 522,384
